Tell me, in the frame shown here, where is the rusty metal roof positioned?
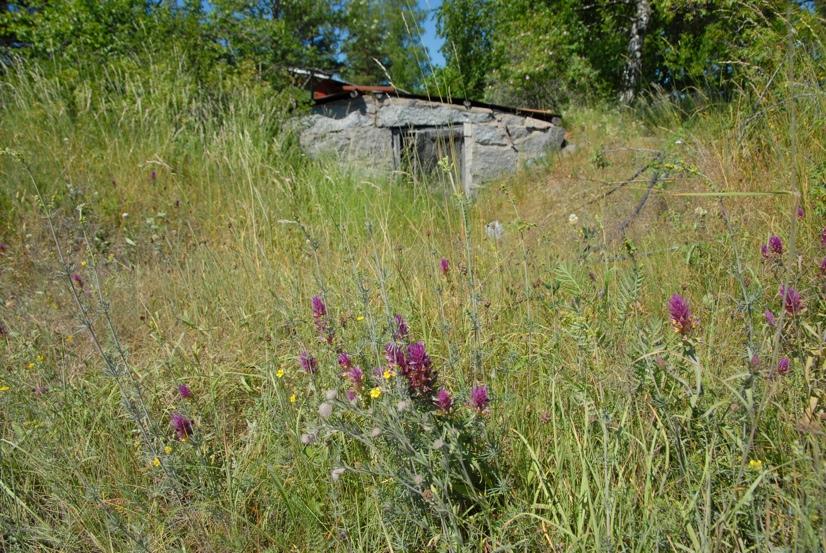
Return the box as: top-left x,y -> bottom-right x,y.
314,89 -> 562,123
290,67 -> 562,123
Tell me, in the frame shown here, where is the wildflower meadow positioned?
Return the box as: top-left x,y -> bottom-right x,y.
1,22 -> 825,553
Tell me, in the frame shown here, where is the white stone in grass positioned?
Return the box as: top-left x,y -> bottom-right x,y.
325,389 -> 338,401
319,402 -> 333,419
331,467 -> 346,481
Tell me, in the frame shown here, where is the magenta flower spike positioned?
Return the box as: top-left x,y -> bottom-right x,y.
668,293 -> 695,335
170,412 -> 194,441
469,385 -> 490,412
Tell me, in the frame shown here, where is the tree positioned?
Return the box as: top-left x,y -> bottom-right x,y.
340,0 -> 428,90
435,0 -> 493,100
208,0 -> 340,83
619,0 -> 652,104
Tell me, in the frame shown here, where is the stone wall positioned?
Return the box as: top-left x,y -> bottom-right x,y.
298,94 -> 565,193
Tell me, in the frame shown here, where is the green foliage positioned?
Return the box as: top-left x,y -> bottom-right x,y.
340,0 -> 429,90
434,0 -> 824,108
435,0 -> 493,99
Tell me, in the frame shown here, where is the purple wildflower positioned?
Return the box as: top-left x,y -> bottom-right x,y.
310,295 -> 333,344
779,285 -> 802,315
299,351 -> 318,374
668,293 -> 695,335
469,385 -> 490,412
0,242 -> 8,254
170,412 -> 194,441
434,387 -> 453,412
70,272 -> 84,288
819,257 -> 826,275
796,206 -> 804,219
760,244 -> 769,259
384,342 -> 406,368
345,365 -> 364,386
764,309 -> 777,327
0,321 -> 7,337
393,314 -> 409,341
150,170 -> 157,182
777,356 -> 790,376
439,257 -> 450,275
338,352 -> 352,370
311,295 -> 326,319
346,389 -> 358,402
821,227 -> 826,248
750,354 -> 760,367
177,384 -> 193,399
405,341 -> 436,395
768,235 -> 783,255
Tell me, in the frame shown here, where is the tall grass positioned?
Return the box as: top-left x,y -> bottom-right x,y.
0,47 -> 824,552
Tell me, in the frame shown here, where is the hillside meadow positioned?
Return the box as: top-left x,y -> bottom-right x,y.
0,59 -> 824,552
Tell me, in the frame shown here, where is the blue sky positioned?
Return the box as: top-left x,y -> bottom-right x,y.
418,0 -> 445,67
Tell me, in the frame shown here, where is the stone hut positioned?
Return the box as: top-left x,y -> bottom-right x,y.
293,69 -> 565,195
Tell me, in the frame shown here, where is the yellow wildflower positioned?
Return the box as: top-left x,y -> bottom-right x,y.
80,260 -> 88,268
36,354 -> 44,363
748,459 -> 763,471
369,387 -> 382,399
383,369 -> 395,380
26,362 -> 34,370
151,457 -> 161,468
65,335 -> 74,345
163,445 -> 173,455
276,368 -> 285,378
289,392 -> 297,404
356,315 -> 365,321
0,385 -> 9,392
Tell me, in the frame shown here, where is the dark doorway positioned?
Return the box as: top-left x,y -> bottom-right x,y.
393,127 -> 464,187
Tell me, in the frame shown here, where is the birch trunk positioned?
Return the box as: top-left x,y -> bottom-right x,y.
620,0 -> 652,104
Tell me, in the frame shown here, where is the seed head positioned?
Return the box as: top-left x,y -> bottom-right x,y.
318,402 -> 333,419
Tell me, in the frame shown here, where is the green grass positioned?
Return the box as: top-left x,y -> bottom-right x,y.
0,60 -> 824,552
